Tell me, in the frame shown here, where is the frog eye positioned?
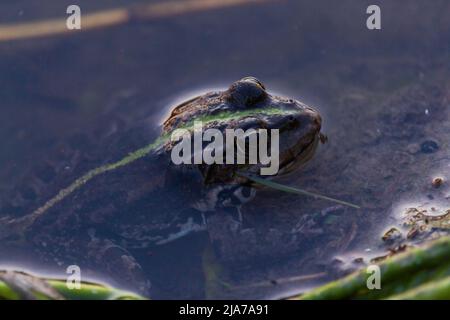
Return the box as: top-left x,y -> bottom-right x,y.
240,76 -> 266,90
226,76 -> 268,107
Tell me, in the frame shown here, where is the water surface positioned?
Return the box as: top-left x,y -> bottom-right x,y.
0,0 -> 449,299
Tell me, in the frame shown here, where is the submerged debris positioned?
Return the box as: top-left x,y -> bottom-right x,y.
381,227 -> 402,243
336,206 -> 450,269
432,177 -> 444,188
404,207 -> 450,239
370,244 -> 410,264
420,140 -> 439,154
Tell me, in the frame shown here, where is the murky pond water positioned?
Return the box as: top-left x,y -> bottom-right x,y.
0,0 -> 449,299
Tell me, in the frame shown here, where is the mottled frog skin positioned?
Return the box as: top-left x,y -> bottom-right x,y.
0,77 -> 322,294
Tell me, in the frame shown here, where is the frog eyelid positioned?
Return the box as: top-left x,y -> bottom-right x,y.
240,76 -> 266,90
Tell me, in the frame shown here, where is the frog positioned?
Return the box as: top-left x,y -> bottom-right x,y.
0,77 -> 322,296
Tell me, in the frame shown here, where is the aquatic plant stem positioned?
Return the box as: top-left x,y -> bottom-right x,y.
291,237 -> 450,300
0,270 -> 145,300
0,0 -> 272,42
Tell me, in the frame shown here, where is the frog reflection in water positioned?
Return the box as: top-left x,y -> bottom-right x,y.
0,77 -> 322,295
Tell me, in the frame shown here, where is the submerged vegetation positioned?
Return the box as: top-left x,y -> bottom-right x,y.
0,270 -> 145,300
291,236 -> 450,300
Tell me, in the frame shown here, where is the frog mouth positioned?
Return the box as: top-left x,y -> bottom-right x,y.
277,132 -> 321,176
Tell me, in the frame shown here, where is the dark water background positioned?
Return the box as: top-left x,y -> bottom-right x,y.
0,0 -> 449,299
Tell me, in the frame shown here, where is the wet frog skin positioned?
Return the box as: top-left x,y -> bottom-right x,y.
0,77 -> 322,295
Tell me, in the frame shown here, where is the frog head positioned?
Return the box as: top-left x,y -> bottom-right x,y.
162,77 -> 322,185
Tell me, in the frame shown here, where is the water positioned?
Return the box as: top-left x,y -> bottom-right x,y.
0,0 -> 449,299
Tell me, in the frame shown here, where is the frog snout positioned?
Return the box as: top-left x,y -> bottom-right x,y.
292,109 -> 321,130
302,107 -> 321,130
311,111 -> 322,131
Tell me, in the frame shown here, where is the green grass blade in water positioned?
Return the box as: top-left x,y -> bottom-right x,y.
237,172 -> 360,209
